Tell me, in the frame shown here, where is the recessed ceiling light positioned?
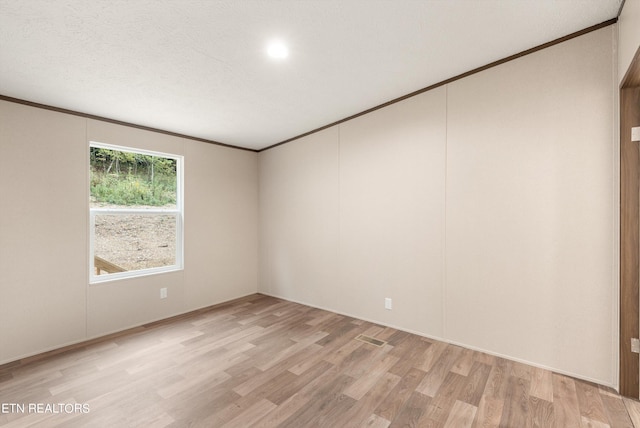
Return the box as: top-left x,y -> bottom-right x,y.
267,40 -> 289,59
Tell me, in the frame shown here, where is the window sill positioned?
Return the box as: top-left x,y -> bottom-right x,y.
89,265 -> 183,285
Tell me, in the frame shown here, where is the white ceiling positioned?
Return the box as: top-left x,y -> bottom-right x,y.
0,0 -> 622,151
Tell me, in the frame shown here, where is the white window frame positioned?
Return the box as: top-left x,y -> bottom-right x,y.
89,141 -> 184,284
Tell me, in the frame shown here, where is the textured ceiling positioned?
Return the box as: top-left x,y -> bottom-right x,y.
0,0 -> 623,150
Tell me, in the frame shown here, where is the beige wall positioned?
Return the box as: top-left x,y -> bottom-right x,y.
184,139 -> 258,309
0,103 -> 88,363
0,101 -> 259,363
259,90 -> 446,332
259,127 -> 340,309
259,27 -> 617,386
338,89 -> 446,335
446,27 -> 615,384
619,0 -> 640,83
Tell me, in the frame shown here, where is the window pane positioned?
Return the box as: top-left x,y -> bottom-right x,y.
94,213 -> 177,275
90,147 -> 177,209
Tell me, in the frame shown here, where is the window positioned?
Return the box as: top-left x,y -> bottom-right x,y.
89,142 -> 183,283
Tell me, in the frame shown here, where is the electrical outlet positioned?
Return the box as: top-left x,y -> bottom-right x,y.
632,338 -> 640,353
385,298 -> 392,310
160,288 -> 167,299
632,127 -> 640,142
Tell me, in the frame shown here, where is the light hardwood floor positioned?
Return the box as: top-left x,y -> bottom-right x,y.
0,294 -> 638,427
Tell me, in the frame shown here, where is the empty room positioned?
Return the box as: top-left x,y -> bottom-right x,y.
1,0 -> 640,426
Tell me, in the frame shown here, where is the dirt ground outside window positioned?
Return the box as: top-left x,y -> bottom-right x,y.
92,202 -> 177,273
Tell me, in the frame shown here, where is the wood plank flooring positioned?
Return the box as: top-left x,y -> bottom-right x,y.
0,294 -> 638,427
